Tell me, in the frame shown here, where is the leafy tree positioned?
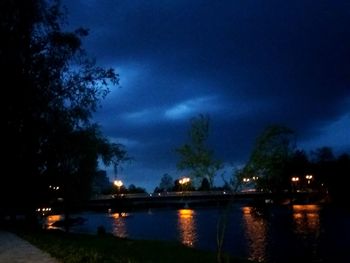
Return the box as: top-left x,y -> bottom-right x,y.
311,147 -> 335,163
158,173 -> 174,192
243,125 -> 296,192
176,114 -> 222,187
309,148 -> 349,203
310,147 -> 338,194
198,178 -> 210,191
128,184 -> 147,194
287,150 -> 311,183
1,0 -> 126,219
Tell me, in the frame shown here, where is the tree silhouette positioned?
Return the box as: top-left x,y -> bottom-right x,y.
1,0 -> 126,220
176,114 -> 222,187
242,125 -> 296,192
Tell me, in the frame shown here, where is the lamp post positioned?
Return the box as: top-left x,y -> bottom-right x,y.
179,177 -> 191,192
113,180 -> 123,196
305,174 -> 313,185
291,176 -> 299,192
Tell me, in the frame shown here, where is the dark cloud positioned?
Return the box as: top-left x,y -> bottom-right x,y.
63,0 -> 350,191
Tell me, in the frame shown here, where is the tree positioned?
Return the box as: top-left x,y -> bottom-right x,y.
176,114 -> 222,187
158,173 -> 174,192
243,125 -> 296,192
1,0 -> 126,220
198,178 -> 210,191
311,147 -> 335,163
127,184 -> 146,194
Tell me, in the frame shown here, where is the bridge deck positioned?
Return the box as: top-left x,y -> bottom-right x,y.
87,191 -> 321,211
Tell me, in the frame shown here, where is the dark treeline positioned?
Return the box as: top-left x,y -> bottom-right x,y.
172,123 -> 350,205
234,126 -> 350,204
1,0 -> 127,222
234,128 -> 350,204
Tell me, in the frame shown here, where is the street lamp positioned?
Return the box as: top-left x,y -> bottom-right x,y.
291,176 -> 299,192
179,177 -> 190,192
113,180 -> 123,195
305,174 -> 313,184
179,177 -> 190,185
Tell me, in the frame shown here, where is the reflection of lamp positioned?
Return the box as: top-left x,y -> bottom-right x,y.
178,209 -> 196,247
111,212 -> 128,238
292,204 -> 320,234
241,206 -> 267,262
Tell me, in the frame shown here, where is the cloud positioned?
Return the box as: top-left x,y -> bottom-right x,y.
164,96 -> 220,120
63,0 -> 350,189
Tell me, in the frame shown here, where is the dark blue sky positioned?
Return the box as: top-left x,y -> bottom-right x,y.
62,0 -> 350,191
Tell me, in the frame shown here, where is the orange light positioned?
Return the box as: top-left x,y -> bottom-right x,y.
113,180 -> 123,187
179,177 -> 190,185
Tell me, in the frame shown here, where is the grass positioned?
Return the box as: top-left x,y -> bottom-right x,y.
16,229 -> 252,263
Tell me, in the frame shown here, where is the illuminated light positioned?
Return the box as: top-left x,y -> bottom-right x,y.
291,177 -> 300,182
179,177 -> 190,185
114,180 -> 123,187
305,174 -> 313,184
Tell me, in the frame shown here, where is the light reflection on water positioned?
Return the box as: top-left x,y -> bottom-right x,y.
177,209 -> 197,247
292,205 -> 320,235
241,206 -> 268,262
45,214 -> 63,230
110,212 -> 128,238
41,204 -> 349,263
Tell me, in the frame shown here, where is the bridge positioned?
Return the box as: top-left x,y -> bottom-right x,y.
87,191 -> 322,211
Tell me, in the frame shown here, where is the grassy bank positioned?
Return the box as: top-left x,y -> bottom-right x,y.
17,230 -> 251,263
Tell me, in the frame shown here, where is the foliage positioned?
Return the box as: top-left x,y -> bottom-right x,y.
176,114 -> 223,187
198,178 -> 211,191
310,148 -> 350,203
158,173 -> 174,192
1,0 -> 126,215
127,184 -> 147,194
242,125 -> 296,192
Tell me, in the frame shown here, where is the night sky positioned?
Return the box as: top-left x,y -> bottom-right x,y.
62,0 -> 350,191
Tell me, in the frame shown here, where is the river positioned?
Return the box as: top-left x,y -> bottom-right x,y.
45,204 -> 350,263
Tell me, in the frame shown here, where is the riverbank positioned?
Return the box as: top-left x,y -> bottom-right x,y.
15,229 -> 252,263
